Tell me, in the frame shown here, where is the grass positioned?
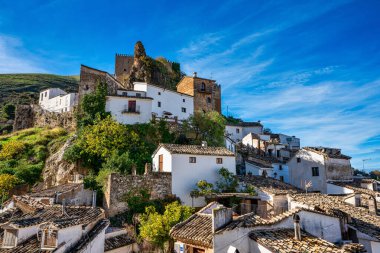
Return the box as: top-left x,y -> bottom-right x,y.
0,127 -> 71,185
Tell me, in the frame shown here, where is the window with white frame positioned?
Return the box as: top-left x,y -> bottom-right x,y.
3,229 -> 17,248
181,107 -> 186,113
41,229 -> 58,249
216,158 -> 223,164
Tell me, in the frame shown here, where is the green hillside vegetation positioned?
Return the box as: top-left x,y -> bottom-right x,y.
0,74 -> 79,133
0,127 -> 71,189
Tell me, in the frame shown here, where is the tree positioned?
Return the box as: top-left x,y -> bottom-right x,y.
139,201 -> 193,252
78,82 -> 108,127
2,104 -> 15,120
0,174 -> 20,203
370,170 -> 380,180
184,111 -> 226,146
102,151 -> 135,174
216,167 -> 239,192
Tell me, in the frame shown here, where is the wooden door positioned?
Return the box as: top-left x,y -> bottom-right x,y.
159,154 -> 163,172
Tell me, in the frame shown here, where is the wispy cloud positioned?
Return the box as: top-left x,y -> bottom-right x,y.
0,35 -> 47,73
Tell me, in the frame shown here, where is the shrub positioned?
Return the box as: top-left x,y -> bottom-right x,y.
0,174 -> 20,202
0,140 -> 26,160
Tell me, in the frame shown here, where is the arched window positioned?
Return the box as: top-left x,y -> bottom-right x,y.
201,82 -> 206,91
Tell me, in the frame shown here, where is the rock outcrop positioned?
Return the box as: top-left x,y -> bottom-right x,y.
42,136 -> 86,188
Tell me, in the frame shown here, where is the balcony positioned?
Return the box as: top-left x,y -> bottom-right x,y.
122,108 -> 140,114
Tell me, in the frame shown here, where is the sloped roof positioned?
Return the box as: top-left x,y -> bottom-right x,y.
29,183 -> 83,198
170,202 -> 221,248
250,229 -> 366,253
104,234 -> 136,251
226,122 -> 262,127
329,180 -> 380,198
156,143 -> 235,157
290,193 -> 380,240
71,219 -> 109,252
239,175 -> 301,195
304,147 -> 351,159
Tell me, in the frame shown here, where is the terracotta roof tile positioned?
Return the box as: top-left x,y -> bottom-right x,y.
239,175 -> 301,195
104,234 -> 135,251
158,143 -> 235,156
29,183 -> 83,198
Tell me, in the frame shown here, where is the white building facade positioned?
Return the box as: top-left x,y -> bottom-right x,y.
39,88 -> 78,113
225,122 -> 263,143
151,143 -> 236,207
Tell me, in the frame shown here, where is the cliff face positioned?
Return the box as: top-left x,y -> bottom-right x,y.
42,136 -> 87,188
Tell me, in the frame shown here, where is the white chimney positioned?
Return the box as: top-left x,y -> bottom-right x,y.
193,72 -> 197,78
212,206 -> 232,233
92,191 -> 97,208
293,213 -> 301,240
201,141 -> 208,148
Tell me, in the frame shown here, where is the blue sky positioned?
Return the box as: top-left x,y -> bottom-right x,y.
0,0 -> 379,171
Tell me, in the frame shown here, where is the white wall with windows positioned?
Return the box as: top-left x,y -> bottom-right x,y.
225,124 -> 263,143
105,95 -> 152,125
134,82 -> 194,121
152,146 -> 236,207
39,88 -> 78,113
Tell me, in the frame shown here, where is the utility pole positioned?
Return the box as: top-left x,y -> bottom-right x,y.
362,158 -> 371,171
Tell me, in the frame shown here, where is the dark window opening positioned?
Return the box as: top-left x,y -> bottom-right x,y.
297,157 -> 301,163
312,167 -> 319,177
128,100 -> 136,112
207,97 -> 212,103
189,157 -> 196,163
216,158 -> 223,164
277,150 -> 281,158
181,107 -> 186,113
201,82 -> 206,91
280,176 -> 284,182
158,101 -> 161,107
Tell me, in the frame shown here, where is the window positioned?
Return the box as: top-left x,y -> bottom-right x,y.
216,158 -> 223,164
158,101 -> 161,107
123,68 -> 127,72
158,92 -> 161,95
207,97 -> 211,103
45,91 -> 47,97
279,165 -> 283,170
312,167 -> 319,177
42,229 -> 57,248
277,150 -> 281,158
122,92 -> 128,96
183,98 -> 185,102
236,128 -> 240,134
297,157 -> 301,163
40,94 -> 43,101
201,82 -> 206,91
3,229 -> 17,247
279,176 -> 284,182
136,93 -> 141,97
128,100 -> 136,112
181,107 -> 186,113
158,154 -> 163,172
189,157 -> 196,163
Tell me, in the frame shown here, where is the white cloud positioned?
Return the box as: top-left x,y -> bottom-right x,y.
0,35 -> 47,73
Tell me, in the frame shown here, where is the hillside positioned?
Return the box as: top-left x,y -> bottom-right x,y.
0,74 -> 79,133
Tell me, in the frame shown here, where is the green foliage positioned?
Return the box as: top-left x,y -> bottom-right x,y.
0,174 -> 21,203
63,144 -> 82,163
96,168 -> 118,192
370,170 -> 380,180
183,111 -> 226,146
0,127 -> 69,186
2,104 -> 15,120
78,83 -> 109,127
139,201 -> 194,252
224,115 -> 243,124
216,167 -> 239,192
102,151 -> 134,174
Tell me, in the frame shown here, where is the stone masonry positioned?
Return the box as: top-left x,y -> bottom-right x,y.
104,172 -> 172,217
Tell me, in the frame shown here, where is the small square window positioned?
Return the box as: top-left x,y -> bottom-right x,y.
189,157 -> 196,163
279,176 -> 284,182
216,158 -> 223,164
158,101 -> 161,107
312,167 -> 319,177
279,165 -> 283,170
183,99 -> 185,102
297,158 -> 301,163
236,128 -> 240,134
181,107 -> 186,113
158,92 -> 161,95
136,93 -> 141,97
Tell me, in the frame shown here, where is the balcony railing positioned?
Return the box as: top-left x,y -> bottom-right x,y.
122,108 -> 140,114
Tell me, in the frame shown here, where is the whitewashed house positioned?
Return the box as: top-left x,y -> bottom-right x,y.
245,158 -> 289,183
134,82 -> 194,121
105,89 -> 153,124
225,122 -> 263,143
39,88 -> 78,113
287,147 -> 353,193
151,143 -> 236,207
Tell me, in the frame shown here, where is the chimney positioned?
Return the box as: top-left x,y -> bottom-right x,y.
212,206 -> 233,233
201,141 -> 208,148
92,190 -> 97,208
368,196 -> 377,215
132,165 -> 137,176
193,72 -> 197,78
145,163 -> 152,175
293,213 -> 301,240
62,199 -> 66,215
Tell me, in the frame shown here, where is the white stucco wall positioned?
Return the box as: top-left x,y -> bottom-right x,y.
57,225 -> 83,250
245,162 -> 267,176
105,96 -> 152,124
17,225 -> 39,244
225,137 -> 236,153
80,225 -> 107,253
287,149 -> 327,193
326,183 -> 354,195
134,82 -> 194,121
39,89 -> 78,113
153,147 -> 236,207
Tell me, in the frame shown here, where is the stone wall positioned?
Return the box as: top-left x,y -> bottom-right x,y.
13,104 -> 76,131
104,172 -> 172,217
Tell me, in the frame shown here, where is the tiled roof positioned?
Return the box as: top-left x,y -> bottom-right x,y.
250,229 -> 366,253
29,183 -> 83,198
304,147 -> 351,159
0,234 -> 51,253
239,175 -> 301,195
246,158 -> 273,168
6,205 -> 104,229
226,122 -> 263,127
329,180 -> 380,198
71,219 -> 109,252
157,143 -> 235,157
290,193 -> 380,240
104,234 -> 136,251
170,202 -> 220,248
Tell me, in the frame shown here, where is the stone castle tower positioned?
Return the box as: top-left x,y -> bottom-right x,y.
177,72 -> 221,113
115,54 -> 134,87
